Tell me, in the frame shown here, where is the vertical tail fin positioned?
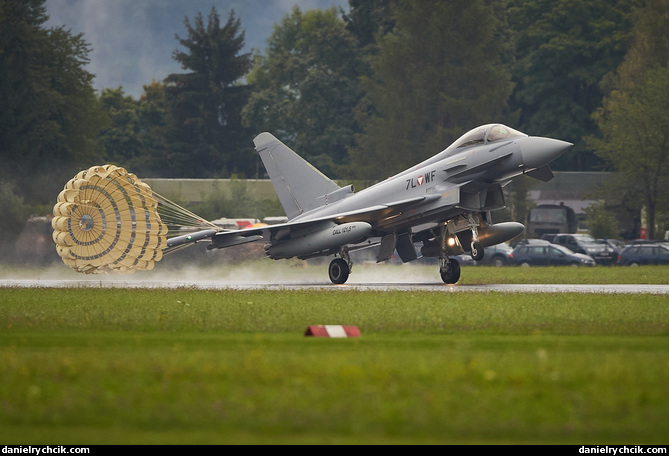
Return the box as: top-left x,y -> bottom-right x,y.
253,133 -> 341,220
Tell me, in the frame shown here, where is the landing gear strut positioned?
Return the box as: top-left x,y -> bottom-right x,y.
328,248 -> 352,284
468,213 -> 484,261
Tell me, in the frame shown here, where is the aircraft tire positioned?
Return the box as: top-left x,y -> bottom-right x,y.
471,242 -> 484,261
329,258 -> 350,284
440,258 -> 461,284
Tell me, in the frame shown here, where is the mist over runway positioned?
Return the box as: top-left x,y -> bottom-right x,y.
2,280 -> 668,294
1,262 -> 668,294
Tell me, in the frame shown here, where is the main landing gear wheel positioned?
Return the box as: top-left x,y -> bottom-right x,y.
329,258 -> 350,284
440,258 -> 461,284
470,242 -> 484,261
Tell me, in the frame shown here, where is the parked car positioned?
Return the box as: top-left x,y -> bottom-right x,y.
452,243 -> 514,267
510,243 -> 596,267
626,239 -> 661,245
544,233 -> 616,265
451,253 -> 476,266
509,238 -> 551,249
617,243 -> 669,266
597,238 -> 626,254
539,233 -> 558,243
479,243 -> 514,266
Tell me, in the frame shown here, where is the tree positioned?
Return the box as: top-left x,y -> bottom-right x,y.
507,0 -> 642,171
242,7 -> 364,178
98,82 -> 170,177
589,0 -> 669,240
348,0 -> 514,180
0,181 -> 31,246
342,0 -> 396,50
164,8 -> 253,178
0,0 -> 105,202
135,81 -> 170,176
98,88 -> 143,169
590,66 -> 669,239
584,201 -> 619,239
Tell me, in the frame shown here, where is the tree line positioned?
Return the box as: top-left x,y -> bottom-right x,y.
1,0 -> 668,240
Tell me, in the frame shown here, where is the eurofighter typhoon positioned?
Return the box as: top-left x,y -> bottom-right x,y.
171,124 -> 571,284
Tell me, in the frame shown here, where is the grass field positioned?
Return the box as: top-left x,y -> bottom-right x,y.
1,264 -> 668,444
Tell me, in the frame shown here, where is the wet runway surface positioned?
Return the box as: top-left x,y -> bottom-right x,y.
2,278 -> 668,294
3,261 -> 668,293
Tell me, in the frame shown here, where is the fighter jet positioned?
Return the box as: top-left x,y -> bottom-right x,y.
166,124 -> 572,284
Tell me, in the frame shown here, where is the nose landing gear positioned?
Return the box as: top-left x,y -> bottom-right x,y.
468,213 -> 484,261
470,241 -> 484,261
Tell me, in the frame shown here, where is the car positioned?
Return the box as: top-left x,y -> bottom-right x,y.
510,243 -> 596,267
479,243 -> 514,266
626,239 -> 661,245
617,243 -> 669,266
546,233 -> 617,265
509,238 -> 551,248
451,253 -> 477,266
452,243 -> 514,267
539,233 -> 558,243
597,238 -> 626,251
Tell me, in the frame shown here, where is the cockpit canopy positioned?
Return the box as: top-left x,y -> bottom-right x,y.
447,124 -> 527,150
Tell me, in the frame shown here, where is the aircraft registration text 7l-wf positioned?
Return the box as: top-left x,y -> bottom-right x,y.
169,124 -> 572,284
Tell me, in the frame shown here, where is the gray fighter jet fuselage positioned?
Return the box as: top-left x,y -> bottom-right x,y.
168,124 -> 572,284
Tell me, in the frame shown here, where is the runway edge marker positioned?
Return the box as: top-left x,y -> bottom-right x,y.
305,325 -> 360,338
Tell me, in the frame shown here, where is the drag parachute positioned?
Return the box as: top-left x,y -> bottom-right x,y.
51,165 -> 186,274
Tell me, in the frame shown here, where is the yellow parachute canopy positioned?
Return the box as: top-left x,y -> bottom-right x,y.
52,165 -> 168,274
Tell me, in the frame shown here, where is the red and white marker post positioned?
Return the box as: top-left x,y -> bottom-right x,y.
305,325 -> 360,338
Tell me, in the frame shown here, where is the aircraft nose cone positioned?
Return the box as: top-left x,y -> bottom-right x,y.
521,137 -> 573,169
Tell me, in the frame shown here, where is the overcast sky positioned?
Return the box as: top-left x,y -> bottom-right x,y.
45,0 -> 349,98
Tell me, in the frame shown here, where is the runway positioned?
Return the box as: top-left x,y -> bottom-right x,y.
2,278 -> 668,294
3,261 -> 668,294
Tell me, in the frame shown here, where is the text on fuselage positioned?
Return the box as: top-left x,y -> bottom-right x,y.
406,170 -> 436,190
